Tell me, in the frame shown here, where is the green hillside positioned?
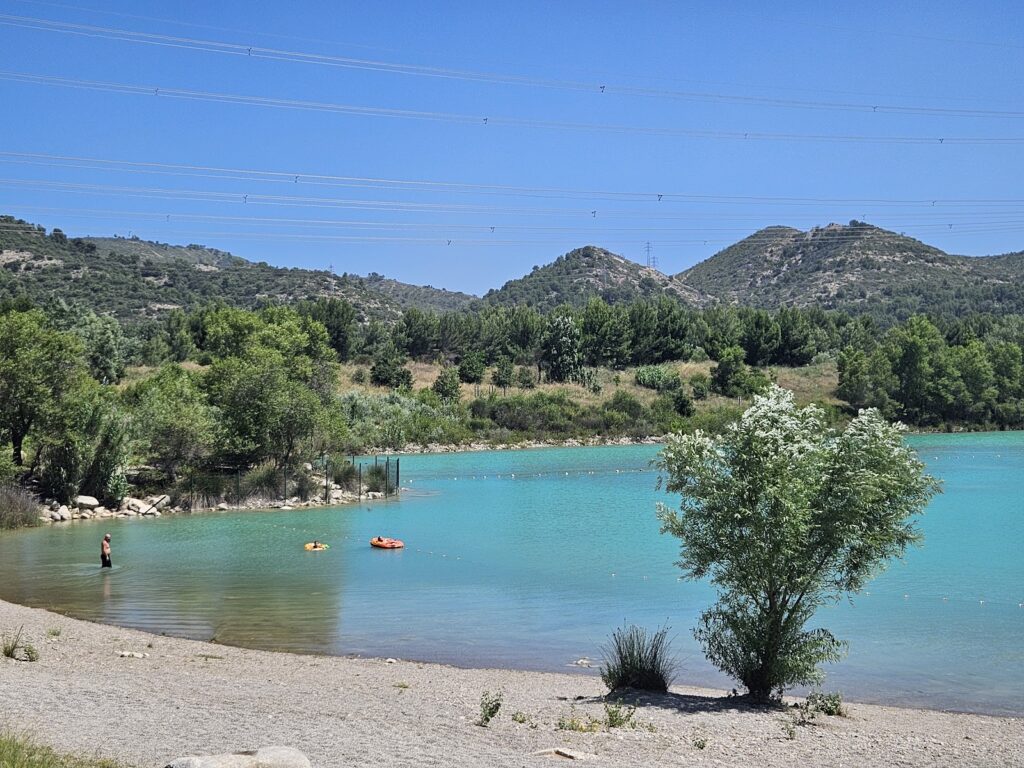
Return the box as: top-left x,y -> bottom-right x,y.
677,221 -> 1024,320
0,217 -> 474,321
481,245 -> 708,312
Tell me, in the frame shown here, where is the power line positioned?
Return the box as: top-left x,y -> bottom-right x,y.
4,151 -> 1024,207
2,13 -> 1022,120
2,70 -> 1022,145
6,179 -> 1024,228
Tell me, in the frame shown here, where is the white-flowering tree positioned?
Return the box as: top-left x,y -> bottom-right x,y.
657,386 -> 940,700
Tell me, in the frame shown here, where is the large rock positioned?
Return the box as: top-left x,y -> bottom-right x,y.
165,747 -> 310,768
150,494 -> 171,509
75,495 -> 100,510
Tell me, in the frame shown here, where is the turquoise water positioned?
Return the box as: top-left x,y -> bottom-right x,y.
0,434 -> 1022,715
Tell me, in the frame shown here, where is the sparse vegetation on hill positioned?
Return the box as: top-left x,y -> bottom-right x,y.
678,221 -> 1024,321
481,245 -> 705,312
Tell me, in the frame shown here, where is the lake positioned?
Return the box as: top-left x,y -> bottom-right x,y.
0,433 -> 1022,715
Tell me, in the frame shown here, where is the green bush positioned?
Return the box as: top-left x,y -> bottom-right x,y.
0,486 -> 40,529
600,624 -> 675,694
364,464 -> 388,493
634,365 -> 682,392
806,690 -> 845,716
477,690 -> 503,727
331,460 -> 358,490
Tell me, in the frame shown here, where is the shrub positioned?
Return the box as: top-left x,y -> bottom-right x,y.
477,690 -> 502,726
331,460 -> 358,490
603,702 -> 636,729
671,389 -> 695,417
515,366 -> 536,389
240,462 -> 281,500
350,367 -> 367,384
600,624 -> 675,694
689,373 -> 710,400
293,471 -> 316,502
364,464 -> 389,493
556,708 -> 601,732
0,486 -> 40,530
806,690 -> 845,716
0,453 -> 18,486
635,365 -> 682,392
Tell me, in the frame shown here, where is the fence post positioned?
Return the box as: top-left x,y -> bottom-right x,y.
236,470 -> 240,503
324,459 -> 330,503
396,457 -> 400,493
358,465 -> 362,500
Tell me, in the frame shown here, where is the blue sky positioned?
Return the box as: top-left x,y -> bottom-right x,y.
1,0 -> 1021,294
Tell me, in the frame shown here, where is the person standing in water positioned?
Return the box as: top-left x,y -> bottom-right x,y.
100,533 -> 112,568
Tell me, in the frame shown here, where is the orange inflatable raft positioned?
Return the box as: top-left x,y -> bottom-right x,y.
370,536 -> 404,549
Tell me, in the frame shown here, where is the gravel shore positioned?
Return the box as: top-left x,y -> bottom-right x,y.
1,599 -> 1021,767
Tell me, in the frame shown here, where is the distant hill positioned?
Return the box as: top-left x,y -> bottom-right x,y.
5,215 -> 1024,324
677,221 -> 1024,320
481,245 -> 707,312
0,216 -> 475,321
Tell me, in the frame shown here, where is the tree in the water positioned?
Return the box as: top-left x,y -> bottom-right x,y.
657,386 -> 939,700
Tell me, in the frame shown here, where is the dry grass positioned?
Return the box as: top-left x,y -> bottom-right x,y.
770,361 -> 841,405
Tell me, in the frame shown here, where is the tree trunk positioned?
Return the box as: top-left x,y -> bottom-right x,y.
11,432 -> 24,466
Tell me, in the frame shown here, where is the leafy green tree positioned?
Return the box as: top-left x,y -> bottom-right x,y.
491,356 -> 514,394
886,315 -> 944,423
165,310 -> 195,362
458,352 -> 486,384
432,366 -> 462,402
658,386 -> 940,700
125,365 -> 217,479
581,298 -> 629,368
298,297 -> 357,361
36,378 -> 129,505
741,310 -> 781,367
369,343 -> 413,390
837,347 -> 870,408
395,307 -> 440,359
54,306 -> 127,384
710,346 -> 749,397
0,310 -> 85,465
776,308 -> 818,366
541,313 -> 582,383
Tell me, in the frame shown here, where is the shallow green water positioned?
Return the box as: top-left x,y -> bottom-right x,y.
0,434 -> 1022,714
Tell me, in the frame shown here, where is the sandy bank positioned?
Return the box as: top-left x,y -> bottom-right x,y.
0,599 -> 1020,768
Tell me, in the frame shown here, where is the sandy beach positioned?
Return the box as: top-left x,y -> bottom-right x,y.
0,599 -> 1021,767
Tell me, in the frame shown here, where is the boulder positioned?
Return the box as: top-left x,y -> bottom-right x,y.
302,462 -> 313,472
75,495 -> 100,510
217,502 -> 229,510
49,509 -> 63,522
148,494 -> 170,509
125,497 -> 147,513
165,747 -> 310,768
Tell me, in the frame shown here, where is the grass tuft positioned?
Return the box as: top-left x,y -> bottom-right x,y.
600,624 -> 675,694
0,486 -> 40,530
0,732 -> 123,768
